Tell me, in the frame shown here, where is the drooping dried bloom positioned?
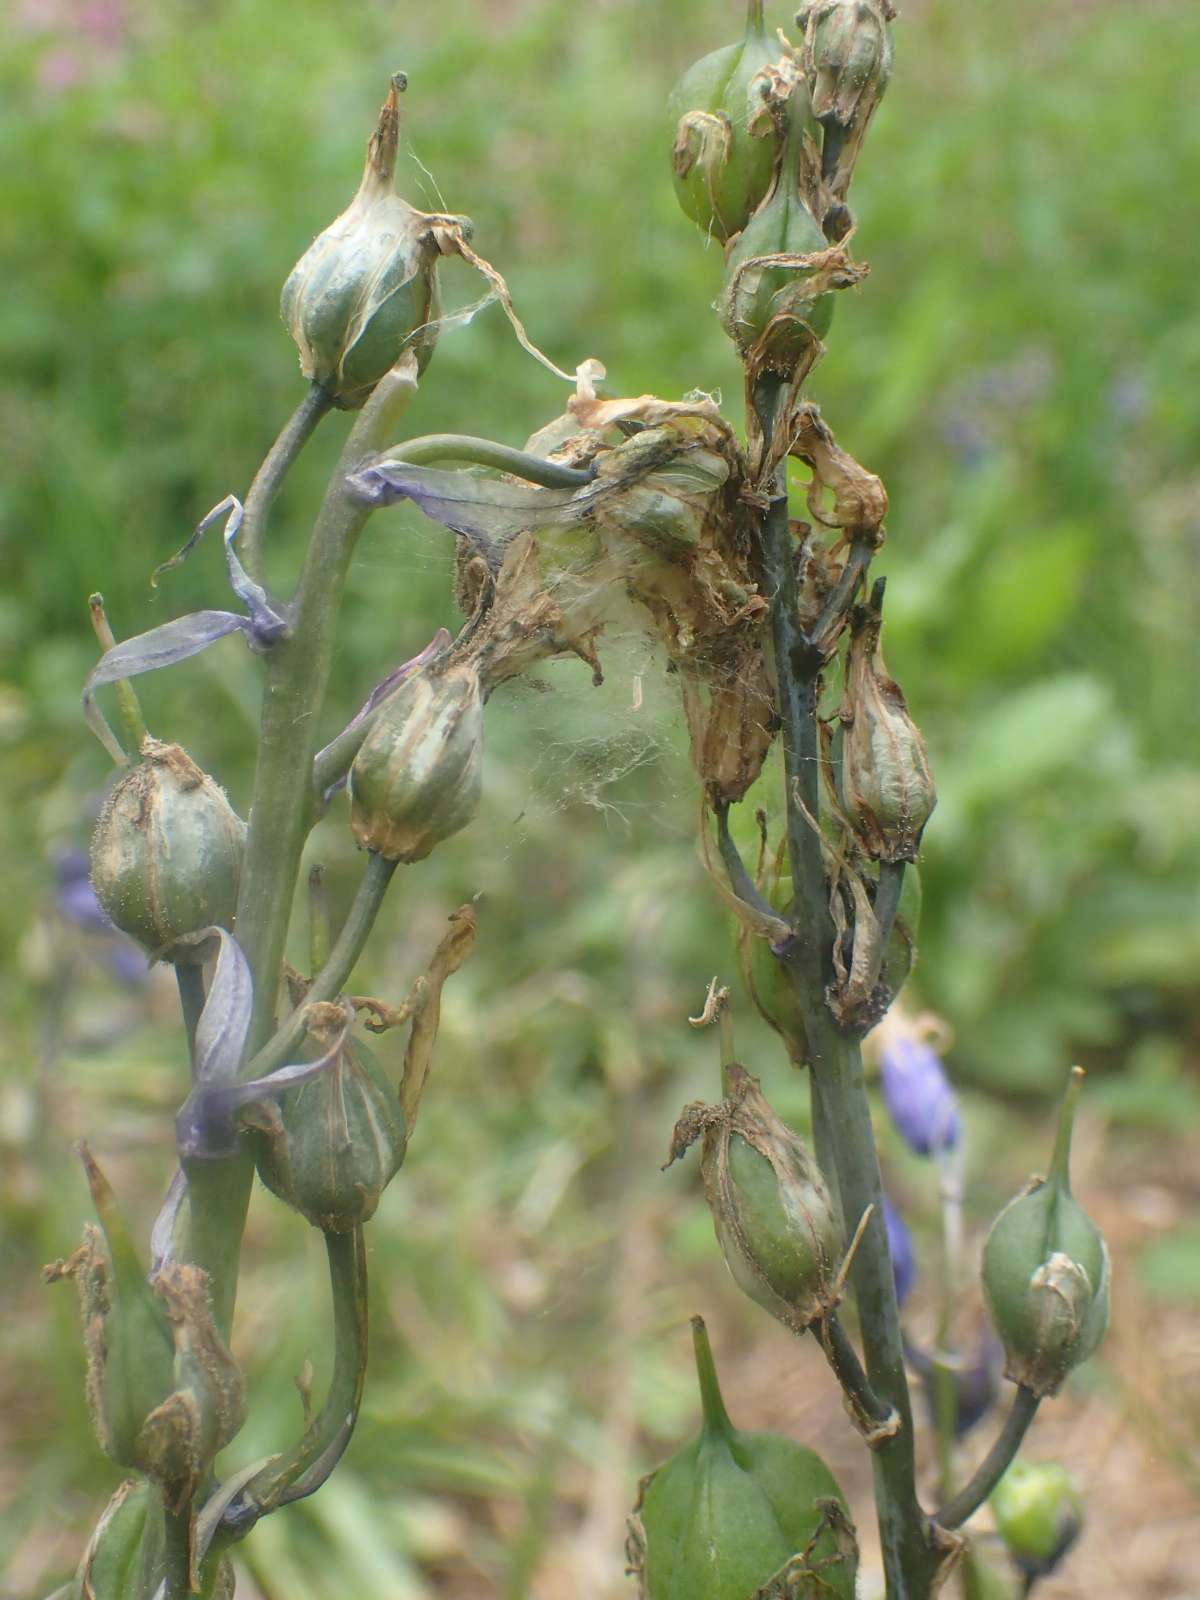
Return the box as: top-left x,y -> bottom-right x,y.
796,0 -> 895,200
836,600 -> 936,862
89,738 -> 245,956
668,1062 -> 842,1333
281,74 -> 470,408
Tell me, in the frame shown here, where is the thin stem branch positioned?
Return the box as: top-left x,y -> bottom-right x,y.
220,1227 -> 369,1536
239,383 -> 334,583
817,1312 -> 894,1435
374,432 -> 594,487
245,850 -> 398,1083
873,860 -> 906,964
175,963 -> 207,1066
934,1386 -> 1041,1529
186,361 -> 418,1340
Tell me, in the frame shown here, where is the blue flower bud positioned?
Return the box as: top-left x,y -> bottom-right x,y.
879,1032 -> 961,1157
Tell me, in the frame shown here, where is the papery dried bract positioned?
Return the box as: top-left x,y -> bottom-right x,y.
836,605 -> 935,863
90,738 -> 245,956
796,0 -> 895,200
349,661 -> 483,862
281,75 -> 469,408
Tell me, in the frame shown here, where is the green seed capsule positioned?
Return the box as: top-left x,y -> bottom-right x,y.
982,1070 -> 1109,1398
628,1316 -> 857,1599
669,1061 -> 842,1334
991,1460 -> 1084,1576
667,1 -> 784,243
252,1021 -> 407,1232
350,662 -> 483,863
90,738 -> 245,956
281,74 -> 470,408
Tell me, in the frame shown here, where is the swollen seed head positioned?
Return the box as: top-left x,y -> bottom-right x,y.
250,1021 -> 407,1232
281,75 -> 470,408
628,1316 -> 857,1600
89,738 -> 245,958
837,605 -> 936,863
982,1070 -> 1109,1397
670,1063 -> 842,1333
667,2 -> 783,243
349,662 -> 483,863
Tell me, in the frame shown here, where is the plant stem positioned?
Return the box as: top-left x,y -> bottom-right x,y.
239,383 -> 334,583
373,433 -> 594,487
222,1227 -> 369,1535
817,1312 -> 894,1435
185,361 -> 418,1339
934,1387 -> 1041,1530
175,963 -> 207,1064
756,373 -> 941,1596
160,1500 -> 192,1600
245,850 -> 398,1082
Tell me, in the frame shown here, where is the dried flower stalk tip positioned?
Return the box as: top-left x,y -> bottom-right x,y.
281,74 -> 472,408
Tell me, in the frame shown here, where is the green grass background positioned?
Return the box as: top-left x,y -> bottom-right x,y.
2,1 -> 1198,1595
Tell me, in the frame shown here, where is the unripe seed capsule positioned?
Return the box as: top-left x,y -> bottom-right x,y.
89,737 -> 245,957
991,1460 -> 1084,1580
349,662 -> 483,863
982,1069 -> 1110,1397
667,1 -> 784,244
628,1315 -> 857,1600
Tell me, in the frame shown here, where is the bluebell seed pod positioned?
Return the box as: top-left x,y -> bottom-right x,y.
89,738 -> 245,956
250,1008 -> 407,1232
349,660 -> 483,862
879,1028 -> 961,1158
627,1316 -> 857,1600
796,0 -> 895,200
990,1460 -> 1084,1582
836,602 -> 936,863
281,74 -> 470,408
668,1061 -> 843,1333
71,1479 -> 165,1600
982,1069 -> 1110,1398
667,1 -> 784,244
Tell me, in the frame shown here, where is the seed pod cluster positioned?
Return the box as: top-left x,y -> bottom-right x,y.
90,737 -> 245,956
627,1316 -> 857,1600
982,1069 -> 1109,1397
350,661 -> 483,863
668,1061 -> 843,1334
281,74 -> 471,408
251,1015 -> 407,1233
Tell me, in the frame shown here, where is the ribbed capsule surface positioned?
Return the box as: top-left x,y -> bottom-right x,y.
350,664 -> 483,863
253,1033 -> 407,1232
89,737 -> 245,955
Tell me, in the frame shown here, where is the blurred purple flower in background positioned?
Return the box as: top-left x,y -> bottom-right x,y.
880,1032 -> 961,1158
52,846 -> 146,985
882,1191 -> 916,1308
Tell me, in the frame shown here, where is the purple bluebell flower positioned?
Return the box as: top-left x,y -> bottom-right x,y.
882,1191 -> 916,1308
880,1033 -> 961,1157
903,1330 -> 1003,1439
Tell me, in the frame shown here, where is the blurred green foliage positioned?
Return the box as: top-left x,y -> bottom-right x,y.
2,0 -> 1198,1594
